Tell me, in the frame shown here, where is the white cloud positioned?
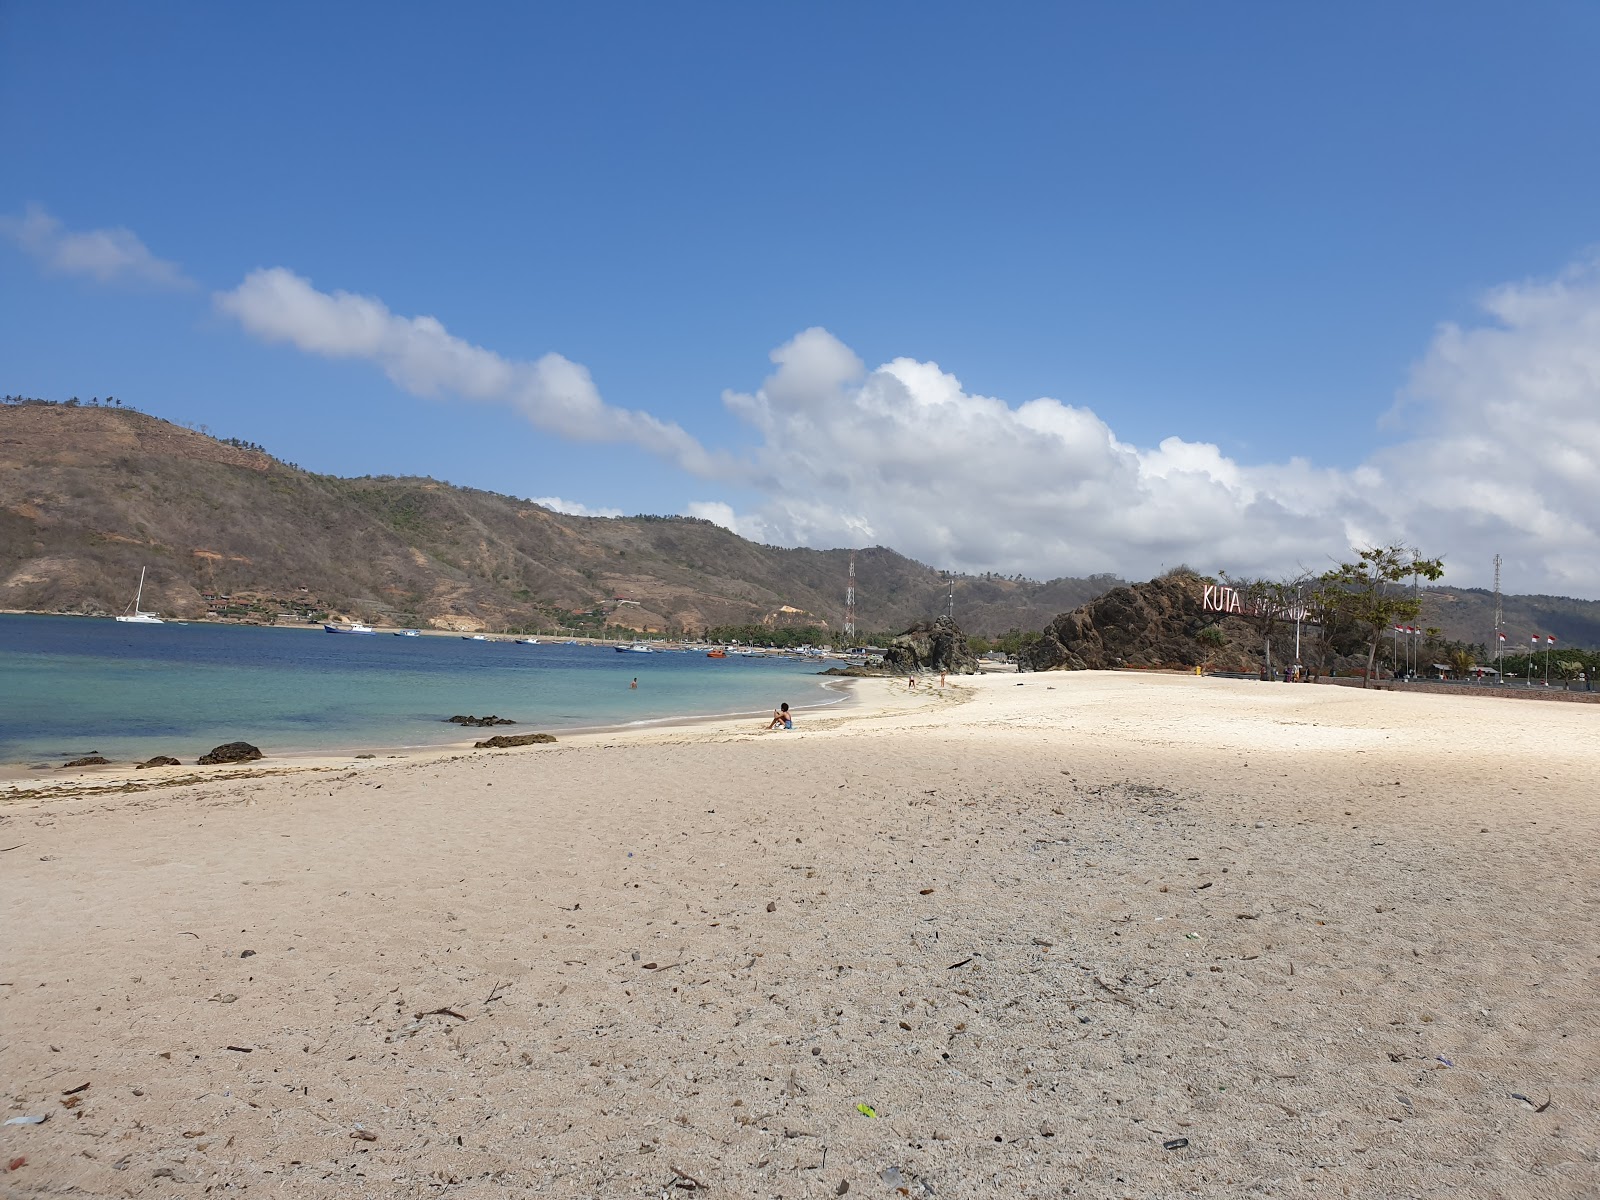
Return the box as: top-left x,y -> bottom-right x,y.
215,267 -> 732,477
700,258 -> 1600,594
1,205 -> 192,288
215,258 -> 1600,596
531,495 -> 623,519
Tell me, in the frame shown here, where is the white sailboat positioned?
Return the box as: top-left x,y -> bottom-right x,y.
115,568 -> 164,624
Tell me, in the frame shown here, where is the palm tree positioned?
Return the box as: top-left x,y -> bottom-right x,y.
1448,646 -> 1475,680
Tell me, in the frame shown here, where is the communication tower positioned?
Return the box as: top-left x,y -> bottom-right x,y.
844,553 -> 856,641
1492,553 -> 1503,675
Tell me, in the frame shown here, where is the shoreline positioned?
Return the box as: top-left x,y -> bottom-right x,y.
0,674 -> 951,800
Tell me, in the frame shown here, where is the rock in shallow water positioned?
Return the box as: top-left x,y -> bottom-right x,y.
197,742 -> 263,765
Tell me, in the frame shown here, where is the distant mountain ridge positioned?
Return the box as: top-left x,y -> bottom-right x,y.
4,400 -> 1597,646
0,401 -> 1120,636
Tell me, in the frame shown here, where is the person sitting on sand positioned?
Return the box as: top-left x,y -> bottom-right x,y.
766,702 -> 792,730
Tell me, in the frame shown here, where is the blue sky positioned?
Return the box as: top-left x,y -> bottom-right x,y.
4,4 -> 1600,594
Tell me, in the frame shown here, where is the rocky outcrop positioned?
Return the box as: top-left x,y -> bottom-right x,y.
1022,573 -> 1277,673
447,714 -> 516,727
61,756 -> 110,768
474,732 -> 557,749
198,741 -> 263,765
881,615 -> 979,675
136,755 -> 182,769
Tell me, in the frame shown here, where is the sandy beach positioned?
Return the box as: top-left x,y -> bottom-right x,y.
2,672 -> 1596,1198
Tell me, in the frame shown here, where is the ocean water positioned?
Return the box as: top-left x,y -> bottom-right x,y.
0,615 -> 843,764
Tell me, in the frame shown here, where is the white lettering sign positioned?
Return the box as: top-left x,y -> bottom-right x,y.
1202,583 -> 1311,623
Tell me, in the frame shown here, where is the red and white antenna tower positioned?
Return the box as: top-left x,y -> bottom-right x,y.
844,553 -> 856,641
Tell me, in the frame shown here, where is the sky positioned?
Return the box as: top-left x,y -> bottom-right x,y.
3,4 -> 1599,597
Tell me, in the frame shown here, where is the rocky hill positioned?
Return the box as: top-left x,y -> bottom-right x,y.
1021,572 -> 1304,673
0,401 -> 1120,636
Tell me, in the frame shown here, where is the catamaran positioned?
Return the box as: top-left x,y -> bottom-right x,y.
115,568 -> 164,624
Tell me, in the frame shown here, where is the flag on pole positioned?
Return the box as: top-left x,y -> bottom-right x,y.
1531,636 -> 1539,645
1497,632 -> 1506,642
1546,635 -> 1556,645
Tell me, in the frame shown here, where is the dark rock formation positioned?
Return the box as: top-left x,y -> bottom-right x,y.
447,714 -> 517,727
880,615 -> 979,675
198,741 -> 263,765
474,732 -> 558,749
1022,573 -> 1278,673
819,664 -> 892,677
61,755 -> 110,768
136,755 -> 182,769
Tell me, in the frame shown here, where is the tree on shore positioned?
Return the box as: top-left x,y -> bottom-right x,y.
1316,545 -> 1445,688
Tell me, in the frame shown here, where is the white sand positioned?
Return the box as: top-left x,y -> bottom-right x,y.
2,673 -> 1596,1198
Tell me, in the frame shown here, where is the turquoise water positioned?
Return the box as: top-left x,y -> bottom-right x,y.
0,615 -> 844,764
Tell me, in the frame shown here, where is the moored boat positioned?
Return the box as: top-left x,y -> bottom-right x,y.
324,621 -> 376,634
706,648 -> 727,658
393,629 -> 420,637
114,568 -> 164,624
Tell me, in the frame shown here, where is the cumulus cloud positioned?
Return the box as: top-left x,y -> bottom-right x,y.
215,267 -> 730,477
531,495 -> 623,519
215,258 -> 1600,596
1,205 -> 192,288
698,258 -> 1600,594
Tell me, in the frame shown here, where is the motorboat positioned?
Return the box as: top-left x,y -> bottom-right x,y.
615,642 -> 654,653
393,629 -> 420,637
706,648 -> 727,658
462,634 -> 489,642
324,621 -> 376,634
515,637 -> 540,645
115,567 -> 164,624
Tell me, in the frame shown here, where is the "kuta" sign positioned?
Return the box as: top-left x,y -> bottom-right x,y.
1202,583 -> 1311,623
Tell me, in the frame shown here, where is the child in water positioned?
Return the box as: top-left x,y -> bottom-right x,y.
766,702 -> 793,730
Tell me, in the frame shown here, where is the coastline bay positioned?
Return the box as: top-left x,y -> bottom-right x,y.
0,614 -> 842,765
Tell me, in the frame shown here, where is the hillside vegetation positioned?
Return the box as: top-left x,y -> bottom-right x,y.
0,402 -> 1119,636
5,401 -> 1597,646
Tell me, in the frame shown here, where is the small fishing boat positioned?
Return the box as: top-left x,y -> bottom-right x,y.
706,648 -> 727,658
324,621 -> 376,634
615,642 -> 654,653
115,568 -> 164,624
515,637 -> 540,645
393,629 -> 420,637
462,634 -> 489,642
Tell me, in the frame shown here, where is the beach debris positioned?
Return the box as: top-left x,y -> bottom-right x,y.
1510,1092 -> 1552,1112
1197,881 -> 1213,890
62,1082 -> 90,1095
0,844 -> 25,853
7,1157 -> 26,1172
835,1181 -> 849,1195
209,993 -> 238,1004
351,1129 -> 378,1142
61,756 -> 110,768
136,756 -> 181,769
416,1007 -> 470,1021
446,714 -> 516,727
240,949 -> 256,958
668,1163 -> 706,1190
61,1096 -> 82,1110
856,1103 -> 878,1118
3,1115 -> 47,1126
920,888 -> 934,895
766,901 -> 777,912
1436,1056 -> 1454,1067
880,1165 -> 906,1187
946,957 -> 973,970
1162,1137 -> 1190,1150
225,1045 -> 253,1053
197,742 -> 262,765
473,733 -> 557,748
